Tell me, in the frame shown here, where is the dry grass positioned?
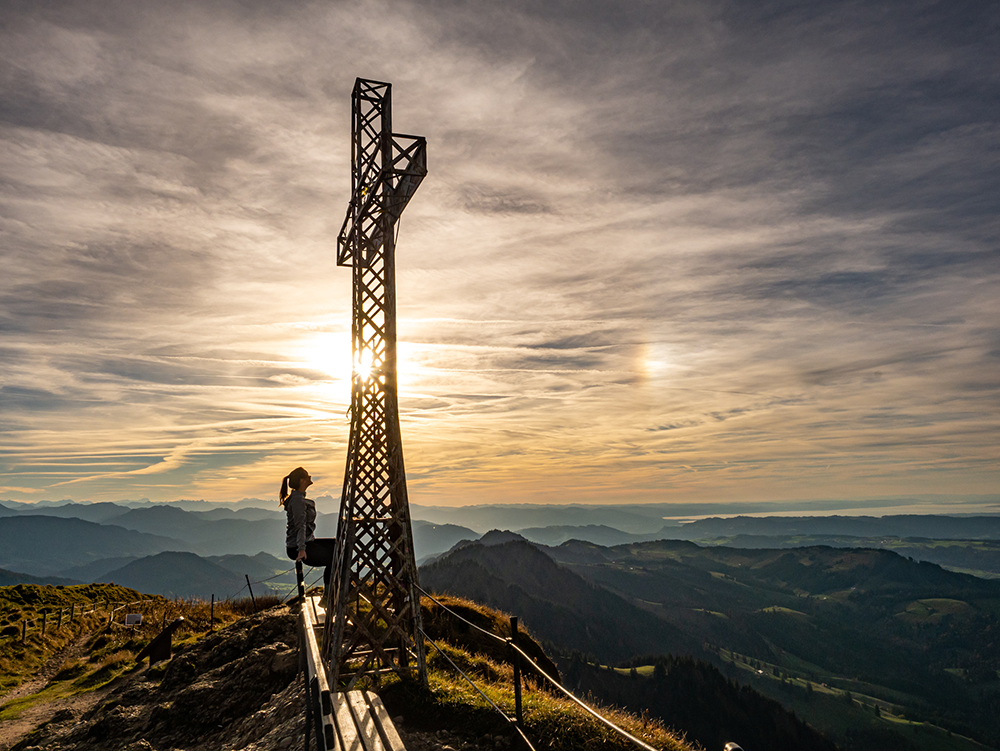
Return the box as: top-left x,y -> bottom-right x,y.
377,597 -> 696,751
1,583 -> 281,699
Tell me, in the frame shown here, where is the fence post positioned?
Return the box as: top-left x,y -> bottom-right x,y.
510,616 -> 524,730
21,620 -> 27,643
70,603 -> 75,623
210,595 -> 215,633
57,608 -> 64,628
41,611 -> 47,636
246,575 -> 257,612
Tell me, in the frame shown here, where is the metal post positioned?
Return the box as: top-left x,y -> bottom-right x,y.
310,677 -> 326,749
511,616 -> 524,729
300,619 -> 313,751
246,575 -> 257,612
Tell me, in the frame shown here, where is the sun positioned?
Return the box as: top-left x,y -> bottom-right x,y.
299,332 -> 426,395
302,333 -> 353,381
354,347 -> 374,381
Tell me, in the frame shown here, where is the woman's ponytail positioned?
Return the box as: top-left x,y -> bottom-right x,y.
279,466 -> 310,506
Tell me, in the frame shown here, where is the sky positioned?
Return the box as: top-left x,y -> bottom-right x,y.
1,0 -> 998,511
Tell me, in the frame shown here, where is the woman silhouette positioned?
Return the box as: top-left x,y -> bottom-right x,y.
280,466 -> 335,590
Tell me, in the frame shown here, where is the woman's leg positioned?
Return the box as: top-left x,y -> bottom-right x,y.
304,538 -> 336,588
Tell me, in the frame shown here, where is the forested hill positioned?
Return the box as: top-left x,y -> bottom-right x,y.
561,654 -> 839,751
421,539 -> 704,662
423,537 -> 1000,750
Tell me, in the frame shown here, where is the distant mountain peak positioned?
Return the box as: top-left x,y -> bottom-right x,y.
478,529 -> 529,545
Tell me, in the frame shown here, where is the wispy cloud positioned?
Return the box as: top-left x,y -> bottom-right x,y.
0,0 -> 997,508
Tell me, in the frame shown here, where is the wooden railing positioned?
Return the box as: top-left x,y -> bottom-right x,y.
299,593 -> 407,751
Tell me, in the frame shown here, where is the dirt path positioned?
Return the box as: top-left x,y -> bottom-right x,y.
0,632 -> 102,751
0,632 -> 93,707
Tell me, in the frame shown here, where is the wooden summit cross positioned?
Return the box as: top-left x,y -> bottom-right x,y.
324,77 -> 428,689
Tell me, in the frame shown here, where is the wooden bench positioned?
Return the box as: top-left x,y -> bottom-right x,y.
301,595 -> 406,751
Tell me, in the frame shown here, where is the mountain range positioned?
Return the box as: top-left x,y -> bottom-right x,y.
5,498 -> 1000,602
422,533 -> 1000,750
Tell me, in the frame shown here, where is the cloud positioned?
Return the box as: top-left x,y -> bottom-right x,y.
0,0 -> 997,507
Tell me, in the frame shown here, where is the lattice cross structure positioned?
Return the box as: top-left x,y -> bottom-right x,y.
324,78 -> 428,690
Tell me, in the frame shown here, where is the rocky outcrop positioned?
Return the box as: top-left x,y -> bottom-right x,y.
13,606 -> 300,751
12,603 -> 503,751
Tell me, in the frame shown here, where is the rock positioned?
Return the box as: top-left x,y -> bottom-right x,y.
49,709 -> 75,723
270,649 -> 297,676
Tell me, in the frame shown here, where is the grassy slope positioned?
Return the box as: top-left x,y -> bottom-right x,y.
0,583 -> 145,696
380,593 -> 694,751
428,539 -> 1000,748
5,587 -> 696,751
0,582 -> 277,705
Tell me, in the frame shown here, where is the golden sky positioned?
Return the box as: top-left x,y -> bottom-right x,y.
1,0 -> 998,511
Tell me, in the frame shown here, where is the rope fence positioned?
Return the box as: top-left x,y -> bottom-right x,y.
413,582 -> 660,751
418,625 -> 539,751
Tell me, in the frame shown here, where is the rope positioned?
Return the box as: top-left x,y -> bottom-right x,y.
282,569 -> 325,603
419,628 -> 538,751
414,583 -> 659,751
413,584 -> 507,645
280,584 -> 300,604
508,642 -> 658,751
224,583 -> 248,601
249,566 -> 297,585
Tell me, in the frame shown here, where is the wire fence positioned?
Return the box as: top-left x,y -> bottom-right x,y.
2,596 -> 164,643
3,564 -> 305,643
413,583 -> 660,751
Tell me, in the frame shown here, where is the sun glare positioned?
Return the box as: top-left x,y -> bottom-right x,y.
354,348 -> 374,381
300,332 -> 429,395
305,333 -> 353,380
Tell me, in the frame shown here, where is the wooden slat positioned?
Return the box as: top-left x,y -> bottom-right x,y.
364,691 -> 406,751
346,690 -> 386,751
310,595 -> 327,626
333,693 -> 365,751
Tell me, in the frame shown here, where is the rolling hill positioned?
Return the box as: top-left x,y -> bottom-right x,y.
411,520 -> 479,561
0,516 -> 191,576
424,535 -> 1000,748
421,539 -> 703,663
0,500 -> 131,524
97,551 -> 250,599
0,568 -> 81,587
